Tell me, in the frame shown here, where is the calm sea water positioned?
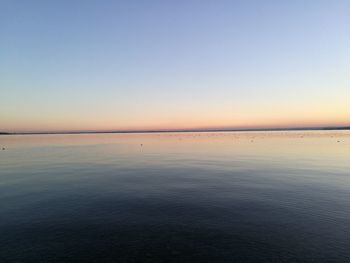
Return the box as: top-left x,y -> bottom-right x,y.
1,131 -> 350,262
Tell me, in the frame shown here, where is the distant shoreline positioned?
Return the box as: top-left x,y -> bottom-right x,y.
1,126 -> 350,136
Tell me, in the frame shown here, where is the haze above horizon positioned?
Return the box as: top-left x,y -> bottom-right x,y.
1,0 -> 349,133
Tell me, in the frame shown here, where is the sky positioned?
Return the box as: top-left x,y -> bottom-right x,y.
1,0 -> 349,132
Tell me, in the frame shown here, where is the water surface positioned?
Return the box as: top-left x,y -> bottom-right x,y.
1,131 -> 350,262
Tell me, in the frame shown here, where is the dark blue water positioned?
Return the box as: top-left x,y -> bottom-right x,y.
1,132 -> 350,262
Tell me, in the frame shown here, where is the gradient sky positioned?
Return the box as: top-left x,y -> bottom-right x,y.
1,0 -> 349,132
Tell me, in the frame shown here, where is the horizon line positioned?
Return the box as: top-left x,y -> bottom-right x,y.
2,125 -> 350,135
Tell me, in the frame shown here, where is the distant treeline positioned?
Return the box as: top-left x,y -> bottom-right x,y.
322,126 -> 350,130
0,132 -> 11,135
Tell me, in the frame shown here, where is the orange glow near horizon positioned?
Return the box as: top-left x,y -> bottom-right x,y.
2,94 -> 349,132
3,113 -> 350,133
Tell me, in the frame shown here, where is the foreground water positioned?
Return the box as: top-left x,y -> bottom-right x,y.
0,131 -> 350,262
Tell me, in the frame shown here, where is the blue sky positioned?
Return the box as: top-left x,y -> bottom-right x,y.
1,0 -> 349,132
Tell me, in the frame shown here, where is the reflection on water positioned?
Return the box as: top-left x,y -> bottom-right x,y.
0,131 -> 350,262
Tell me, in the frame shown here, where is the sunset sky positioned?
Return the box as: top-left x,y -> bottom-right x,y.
1,0 -> 349,132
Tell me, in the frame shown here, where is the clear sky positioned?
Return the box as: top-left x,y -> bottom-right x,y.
1,0 -> 349,132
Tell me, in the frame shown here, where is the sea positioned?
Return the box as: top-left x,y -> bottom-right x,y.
0,131 -> 349,262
